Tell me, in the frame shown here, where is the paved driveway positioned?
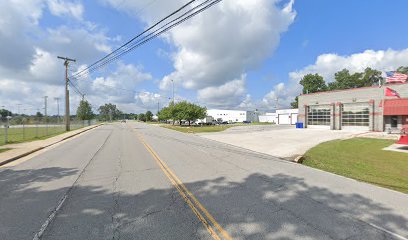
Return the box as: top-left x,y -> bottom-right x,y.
199,125 -> 366,159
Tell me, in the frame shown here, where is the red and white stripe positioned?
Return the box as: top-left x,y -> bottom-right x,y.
386,72 -> 408,83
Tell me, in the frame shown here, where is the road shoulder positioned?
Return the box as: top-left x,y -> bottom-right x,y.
0,124 -> 102,166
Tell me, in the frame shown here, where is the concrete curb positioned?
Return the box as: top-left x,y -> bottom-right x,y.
0,124 -> 103,167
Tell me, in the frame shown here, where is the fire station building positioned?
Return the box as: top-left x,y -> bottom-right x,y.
298,82 -> 408,132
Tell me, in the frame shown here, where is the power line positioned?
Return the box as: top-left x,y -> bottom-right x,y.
72,0 -> 197,79
72,0 -> 221,80
78,0 -> 221,79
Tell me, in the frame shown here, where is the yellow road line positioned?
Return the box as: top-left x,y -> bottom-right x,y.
134,131 -> 233,240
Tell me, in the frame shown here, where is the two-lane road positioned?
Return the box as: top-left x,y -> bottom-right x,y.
0,122 -> 407,239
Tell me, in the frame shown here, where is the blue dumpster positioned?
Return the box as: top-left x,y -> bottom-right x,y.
296,122 -> 303,128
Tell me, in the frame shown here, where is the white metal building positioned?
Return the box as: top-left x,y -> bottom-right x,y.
206,109 -> 259,123
258,113 -> 278,123
276,109 -> 298,125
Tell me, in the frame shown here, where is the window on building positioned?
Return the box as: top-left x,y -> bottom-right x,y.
307,105 -> 330,125
391,116 -> 398,128
341,103 -> 369,127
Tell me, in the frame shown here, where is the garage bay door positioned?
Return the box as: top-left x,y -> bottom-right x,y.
307,105 -> 330,128
341,103 -> 369,130
278,114 -> 291,124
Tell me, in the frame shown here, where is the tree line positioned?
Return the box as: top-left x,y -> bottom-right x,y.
291,66 -> 408,108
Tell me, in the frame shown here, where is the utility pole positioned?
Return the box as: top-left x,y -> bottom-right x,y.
44,96 -> 48,118
157,101 -> 160,114
54,97 -> 60,124
57,56 -> 76,131
171,80 -> 175,104
44,96 -> 48,135
17,104 -> 22,115
275,97 -> 279,110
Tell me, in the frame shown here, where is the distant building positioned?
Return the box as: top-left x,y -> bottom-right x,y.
298,82 -> 408,131
206,109 -> 259,123
259,113 -> 277,123
258,109 -> 298,125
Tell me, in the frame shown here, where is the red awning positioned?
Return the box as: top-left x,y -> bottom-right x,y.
383,99 -> 408,115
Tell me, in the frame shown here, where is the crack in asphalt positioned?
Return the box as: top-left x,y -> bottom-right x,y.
33,129 -> 114,240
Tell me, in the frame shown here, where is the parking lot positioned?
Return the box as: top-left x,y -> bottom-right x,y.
199,125 -> 367,159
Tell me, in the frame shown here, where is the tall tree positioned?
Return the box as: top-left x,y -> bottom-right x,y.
76,100 -> 94,120
299,73 -> 327,94
290,96 -> 298,109
98,103 -> 122,121
291,73 -> 327,108
138,113 -> 146,122
328,69 -> 362,90
329,68 -> 382,90
145,111 -> 153,121
360,67 -> 383,86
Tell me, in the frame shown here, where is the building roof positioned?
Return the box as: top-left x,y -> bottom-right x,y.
300,82 -> 408,96
383,98 -> 408,115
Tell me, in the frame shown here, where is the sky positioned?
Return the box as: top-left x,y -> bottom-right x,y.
1,0 -> 408,115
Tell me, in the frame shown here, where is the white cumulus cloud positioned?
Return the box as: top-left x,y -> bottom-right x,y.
265,48 -> 408,109
103,0 -> 297,109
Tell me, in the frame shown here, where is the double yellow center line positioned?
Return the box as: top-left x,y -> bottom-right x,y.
134,131 -> 233,240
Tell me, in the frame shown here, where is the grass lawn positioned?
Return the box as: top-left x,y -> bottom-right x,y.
162,124 -> 234,133
303,138 -> 408,193
0,148 -> 11,153
0,124 -> 86,146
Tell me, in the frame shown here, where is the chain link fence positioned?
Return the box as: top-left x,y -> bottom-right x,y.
0,117 -> 97,146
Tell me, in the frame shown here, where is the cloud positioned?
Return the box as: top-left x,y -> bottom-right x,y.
265,48 -> 408,109
103,0 -> 296,108
47,0 -> 84,20
0,0 -> 146,115
197,76 -> 246,108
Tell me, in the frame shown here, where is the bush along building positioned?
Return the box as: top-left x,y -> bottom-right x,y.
298,82 -> 408,132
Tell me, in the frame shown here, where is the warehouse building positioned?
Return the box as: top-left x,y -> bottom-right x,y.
298,82 -> 408,131
206,109 -> 259,123
257,109 -> 299,124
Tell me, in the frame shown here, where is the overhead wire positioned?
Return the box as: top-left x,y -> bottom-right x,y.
72,0 -> 197,79
67,0 -> 222,109
72,0 -> 221,80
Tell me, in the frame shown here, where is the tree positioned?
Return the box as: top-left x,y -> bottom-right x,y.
34,112 -> 43,121
138,113 -> 146,122
184,102 -> 206,125
156,101 -> 206,125
98,103 -> 122,121
0,108 -> 12,118
76,100 -> 94,120
290,96 -> 298,109
360,67 -> 383,86
291,73 -> 327,109
397,66 -> 408,74
299,73 -> 327,94
145,111 -> 153,121
328,68 -> 382,90
171,101 -> 207,126
157,107 -> 172,121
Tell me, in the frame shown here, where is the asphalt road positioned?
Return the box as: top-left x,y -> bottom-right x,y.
0,122 -> 407,240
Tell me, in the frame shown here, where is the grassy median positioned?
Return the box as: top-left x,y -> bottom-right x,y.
303,138 -> 408,193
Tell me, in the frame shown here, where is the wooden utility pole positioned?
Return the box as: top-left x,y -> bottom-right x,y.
57,56 -> 76,131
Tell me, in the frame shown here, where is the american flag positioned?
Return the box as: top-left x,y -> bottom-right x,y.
386,71 -> 408,83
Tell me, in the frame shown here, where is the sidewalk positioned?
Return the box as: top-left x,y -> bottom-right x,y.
0,124 -> 102,166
